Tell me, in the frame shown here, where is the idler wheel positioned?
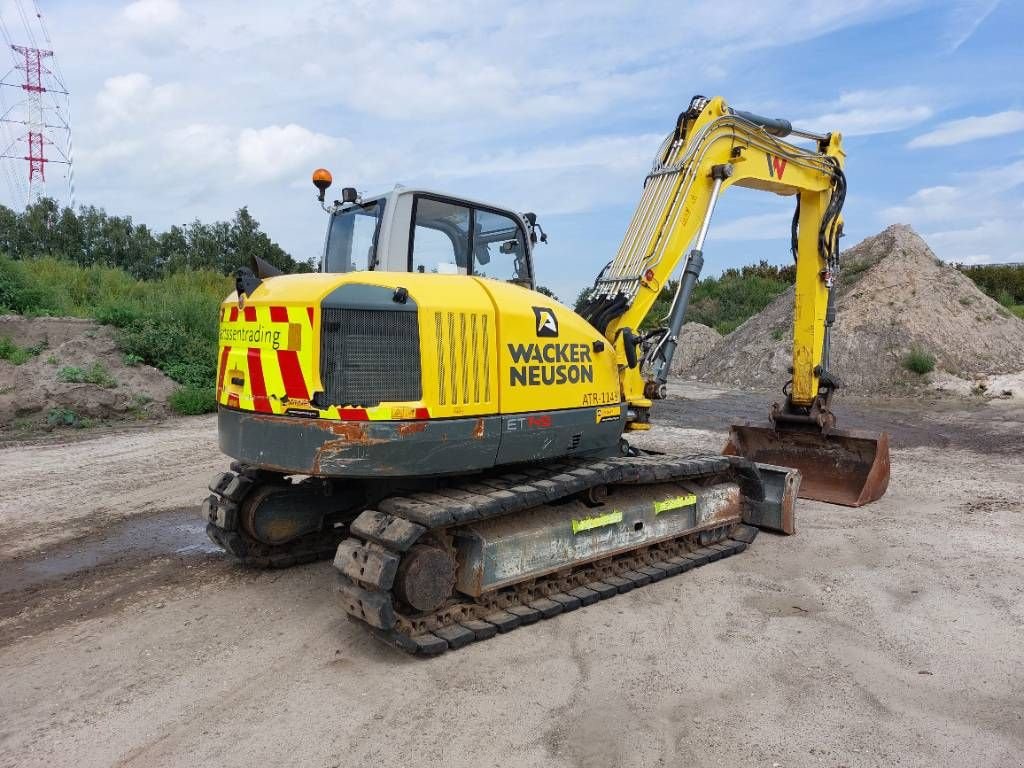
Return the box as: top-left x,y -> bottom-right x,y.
394,545 -> 456,613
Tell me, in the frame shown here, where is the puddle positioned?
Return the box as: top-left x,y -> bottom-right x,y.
1,508 -> 219,595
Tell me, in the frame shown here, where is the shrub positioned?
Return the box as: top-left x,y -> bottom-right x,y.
47,407 -> 83,428
57,362 -> 117,387
640,269 -> 791,334
93,301 -> 143,328
903,347 -> 936,375
958,263 -> 1024,305
169,385 -> 217,415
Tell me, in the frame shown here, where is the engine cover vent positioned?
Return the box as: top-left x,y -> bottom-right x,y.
320,308 -> 422,407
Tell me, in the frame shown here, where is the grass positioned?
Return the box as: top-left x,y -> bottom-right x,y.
0,336 -> 46,365
903,346 -> 936,375
0,255 -> 229,412
57,362 -> 117,388
1012,305 -> 1024,319
169,385 -> 217,415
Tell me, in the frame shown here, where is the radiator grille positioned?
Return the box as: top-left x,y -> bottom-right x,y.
320,308 -> 421,406
435,311 -> 490,406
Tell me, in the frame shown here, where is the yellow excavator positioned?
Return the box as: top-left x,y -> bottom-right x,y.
203,95 -> 889,654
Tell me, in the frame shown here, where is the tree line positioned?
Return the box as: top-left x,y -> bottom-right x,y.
957,263 -> 1024,307
0,198 -> 312,280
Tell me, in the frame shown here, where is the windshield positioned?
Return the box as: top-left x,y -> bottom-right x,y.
323,200 -> 384,273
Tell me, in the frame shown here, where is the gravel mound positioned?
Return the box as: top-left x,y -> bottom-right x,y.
670,322 -> 722,376
0,315 -> 177,430
694,224 -> 1024,394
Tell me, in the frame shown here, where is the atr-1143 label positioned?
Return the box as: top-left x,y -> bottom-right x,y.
507,342 -> 593,386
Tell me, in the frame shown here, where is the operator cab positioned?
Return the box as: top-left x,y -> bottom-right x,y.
313,171 -> 543,290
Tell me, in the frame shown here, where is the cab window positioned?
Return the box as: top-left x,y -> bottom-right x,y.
409,198 -> 470,275
408,194 -> 531,285
323,201 -> 383,272
472,208 -> 529,285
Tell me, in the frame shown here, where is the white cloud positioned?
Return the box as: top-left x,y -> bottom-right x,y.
908,110 -> 1024,148
799,88 -> 933,136
94,73 -> 183,126
162,124 -> 235,172
712,212 -> 795,241
237,124 -> 342,183
436,134 -> 663,178
944,0 -> 1000,52
23,0 -> 934,291
880,159 -> 1024,264
927,219 -> 1024,264
121,0 -> 183,28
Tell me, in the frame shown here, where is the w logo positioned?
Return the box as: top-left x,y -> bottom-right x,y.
532,306 -> 559,337
766,154 -> 788,179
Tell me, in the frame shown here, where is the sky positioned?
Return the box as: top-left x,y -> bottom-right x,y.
2,0 -> 1022,301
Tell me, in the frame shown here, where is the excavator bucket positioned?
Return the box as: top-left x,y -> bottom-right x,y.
723,424 -> 890,507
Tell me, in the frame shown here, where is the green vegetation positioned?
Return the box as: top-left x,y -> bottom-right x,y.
46,407 -> 93,429
903,346 -> 936,375
57,362 -> 117,388
0,255 -> 230,412
169,385 -> 218,415
0,197 -> 317,417
958,263 -> 1024,309
652,261 -> 794,334
575,261 -> 794,335
0,335 -> 45,365
0,198 -> 313,279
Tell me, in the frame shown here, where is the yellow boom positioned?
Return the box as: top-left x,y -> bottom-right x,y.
578,95 -> 887,506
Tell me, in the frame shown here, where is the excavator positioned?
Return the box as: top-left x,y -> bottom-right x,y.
203,95 -> 889,655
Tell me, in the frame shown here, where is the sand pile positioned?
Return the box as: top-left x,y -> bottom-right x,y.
0,315 -> 176,430
693,225 -> 1024,395
670,322 -> 722,376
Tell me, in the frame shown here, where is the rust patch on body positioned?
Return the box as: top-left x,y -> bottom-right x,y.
397,422 -> 428,437
472,418 -> 486,439
326,422 -> 372,443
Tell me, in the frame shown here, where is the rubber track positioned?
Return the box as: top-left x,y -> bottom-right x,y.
203,467 -> 343,568
337,452 -> 757,656
372,533 -> 754,656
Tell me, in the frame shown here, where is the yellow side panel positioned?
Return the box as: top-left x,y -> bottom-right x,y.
479,279 -> 621,415
410,276 -> 499,419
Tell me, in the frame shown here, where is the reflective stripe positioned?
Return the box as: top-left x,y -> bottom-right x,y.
247,348 -> 271,413
571,510 -> 623,534
653,494 -> 697,514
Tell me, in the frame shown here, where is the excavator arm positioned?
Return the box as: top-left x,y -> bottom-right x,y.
581,95 -> 888,506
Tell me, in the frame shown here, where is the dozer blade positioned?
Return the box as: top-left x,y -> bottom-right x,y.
723,423 -> 889,507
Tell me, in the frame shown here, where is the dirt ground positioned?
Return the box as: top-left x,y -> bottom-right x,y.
0,315 -> 176,430
1,383 -> 1022,768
